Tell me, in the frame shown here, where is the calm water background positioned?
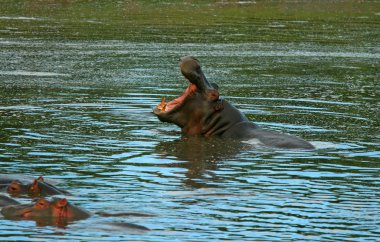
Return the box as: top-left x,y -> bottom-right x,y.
0,1 -> 379,241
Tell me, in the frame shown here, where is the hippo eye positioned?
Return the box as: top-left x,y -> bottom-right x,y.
8,184 -> 19,192
35,199 -> 48,208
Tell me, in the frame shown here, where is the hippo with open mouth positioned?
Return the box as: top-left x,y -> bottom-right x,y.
153,56 -> 314,150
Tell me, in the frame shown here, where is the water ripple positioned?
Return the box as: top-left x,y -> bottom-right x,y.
0,36 -> 379,241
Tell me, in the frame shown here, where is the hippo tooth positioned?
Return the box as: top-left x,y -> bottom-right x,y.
157,97 -> 167,111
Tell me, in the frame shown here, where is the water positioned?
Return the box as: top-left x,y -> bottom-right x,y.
0,1 -> 379,241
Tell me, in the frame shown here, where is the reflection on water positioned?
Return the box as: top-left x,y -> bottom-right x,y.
156,137 -> 252,189
1,1 -> 379,241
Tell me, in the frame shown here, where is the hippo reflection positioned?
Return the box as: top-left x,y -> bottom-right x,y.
153,56 -> 314,150
155,136 -> 252,188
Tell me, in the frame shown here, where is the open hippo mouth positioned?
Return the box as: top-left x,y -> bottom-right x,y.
153,56 -> 219,116
153,82 -> 197,115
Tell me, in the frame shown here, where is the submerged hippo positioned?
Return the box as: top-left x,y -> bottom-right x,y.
153,56 -> 314,149
0,195 -> 20,207
0,176 -> 71,197
1,197 -> 90,227
1,197 -> 150,230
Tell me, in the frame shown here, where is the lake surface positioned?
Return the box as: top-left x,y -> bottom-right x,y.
0,1 -> 379,241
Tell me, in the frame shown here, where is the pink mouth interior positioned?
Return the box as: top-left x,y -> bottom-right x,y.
156,83 -> 197,113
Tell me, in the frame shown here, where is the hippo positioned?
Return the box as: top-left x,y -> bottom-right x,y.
0,176 -> 71,197
1,197 -> 151,230
0,195 -> 20,207
1,197 -> 90,227
153,56 -> 314,150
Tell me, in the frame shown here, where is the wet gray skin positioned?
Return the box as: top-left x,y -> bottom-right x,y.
0,195 -> 20,207
34,180 -> 72,197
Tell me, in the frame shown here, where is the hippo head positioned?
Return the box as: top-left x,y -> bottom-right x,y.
153,56 -> 222,136
5,177 -> 64,198
6,177 -> 45,197
1,197 -> 90,227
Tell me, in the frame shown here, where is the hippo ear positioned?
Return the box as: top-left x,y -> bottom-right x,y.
37,176 -> 44,182
30,179 -> 40,193
56,198 -> 68,208
32,179 -> 38,186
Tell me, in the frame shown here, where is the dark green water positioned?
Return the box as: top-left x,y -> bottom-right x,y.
0,1 -> 379,241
